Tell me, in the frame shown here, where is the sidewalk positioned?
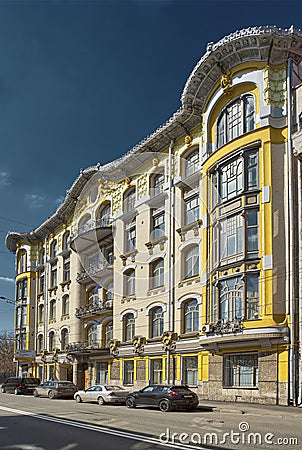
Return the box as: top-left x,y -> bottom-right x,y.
198,399 -> 302,416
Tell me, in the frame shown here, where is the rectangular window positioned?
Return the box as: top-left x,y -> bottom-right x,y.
185,195 -> 199,225
123,360 -> 134,385
40,273 -> 45,293
221,158 -> 243,201
126,225 -> 136,252
50,266 -> 57,287
96,362 -> 108,384
220,214 -> 243,263
63,260 -> 70,282
223,354 -> 258,388
48,365 -> 54,380
228,101 -> 242,141
152,212 -> 165,240
246,209 -> 259,258
182,356 -> 198,385
17,279 -> 28,300
246,275 -> 259,320
150,358 -> 163,384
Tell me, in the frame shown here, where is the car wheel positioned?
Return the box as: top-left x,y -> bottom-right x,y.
14,388 -> 19,395
48,390 -> 55,399
97,396 -> 105,405
159,399 -> 172,412
125,397 -> 136,408
1,387 -> 5,393
75,395 -> 82,403
33,390 -> 39,397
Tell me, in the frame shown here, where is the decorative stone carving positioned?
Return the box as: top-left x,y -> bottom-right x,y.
137,174 -> 148,199
220,69 -> 232,96
263,67 -> 287,108
185,134 -> 192,148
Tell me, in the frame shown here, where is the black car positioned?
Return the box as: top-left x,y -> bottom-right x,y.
125,384 -> 199,412
1,377 -> 40,395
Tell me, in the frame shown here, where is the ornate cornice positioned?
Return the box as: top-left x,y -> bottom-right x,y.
6,25 -> 302,252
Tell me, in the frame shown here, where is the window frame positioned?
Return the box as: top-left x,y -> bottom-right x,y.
223,353 -> 258,388
150,306 -> 164,338
217,94 -> 255,148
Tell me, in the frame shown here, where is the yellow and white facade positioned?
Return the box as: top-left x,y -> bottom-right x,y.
7,26 -> 302,405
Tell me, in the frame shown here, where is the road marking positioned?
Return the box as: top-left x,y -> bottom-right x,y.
0,405 -> 209,449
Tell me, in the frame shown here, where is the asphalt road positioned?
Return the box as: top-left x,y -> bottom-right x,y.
0,392 -> 301,450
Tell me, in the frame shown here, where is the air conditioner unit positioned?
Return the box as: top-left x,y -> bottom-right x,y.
201,324 -> 212,333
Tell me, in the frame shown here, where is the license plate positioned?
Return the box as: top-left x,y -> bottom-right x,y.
183,395 -> 193,398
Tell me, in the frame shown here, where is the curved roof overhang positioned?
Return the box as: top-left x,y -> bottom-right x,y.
6,25 -> 302,252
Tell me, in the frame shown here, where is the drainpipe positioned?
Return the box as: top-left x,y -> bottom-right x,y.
298,160 -> 302,405
167,139 -> 174,384
287,58 -> 296,405
43,235 -> 49,383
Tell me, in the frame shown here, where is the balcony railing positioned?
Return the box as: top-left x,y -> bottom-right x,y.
76,259 -> 113,282
75,299 -> 113,318
66,341 -> 109,353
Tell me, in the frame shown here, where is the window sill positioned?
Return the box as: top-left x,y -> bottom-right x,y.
178,276 -> 200,287
147,286 -> 165,296
121,296 -> 136,304
176,220 -> 203,242
120,250 -> 138,266
145,236 -> 167,255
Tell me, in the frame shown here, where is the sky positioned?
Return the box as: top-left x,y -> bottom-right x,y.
0,0 -> 301,331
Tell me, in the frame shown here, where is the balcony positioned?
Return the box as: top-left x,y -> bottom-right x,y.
70,218 -> 114,253
76,259 -> 113,283
75,299 -> 113,319
66,341 -> 109,354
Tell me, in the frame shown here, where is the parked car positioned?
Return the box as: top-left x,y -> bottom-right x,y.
1,377 -> 40,395
74,384 -> 129,405
125,384 -> 199,412
33,380 -> 77,399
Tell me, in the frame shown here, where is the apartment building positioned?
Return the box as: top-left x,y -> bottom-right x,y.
6,25 -> 302,405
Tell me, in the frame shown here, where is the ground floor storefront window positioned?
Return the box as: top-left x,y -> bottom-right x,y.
223,353 -> 258,388
150,358 -> 163,384
182,356 -> 198,385
123,360 -> 134,385
95,362 -> 108,384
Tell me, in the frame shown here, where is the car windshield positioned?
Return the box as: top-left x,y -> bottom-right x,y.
104,385 -> 124,391
58,382 -> 75,388
23,378 -> 40,385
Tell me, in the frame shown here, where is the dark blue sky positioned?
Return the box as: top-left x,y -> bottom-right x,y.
0,0 -> 300,330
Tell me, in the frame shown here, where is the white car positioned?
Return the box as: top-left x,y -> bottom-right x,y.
74,384 -> 129,405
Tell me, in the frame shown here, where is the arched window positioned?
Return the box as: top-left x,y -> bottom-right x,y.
87,324 -> 98,346
39,249 -> 45,265
104,321 -> 113,347
37,334 -> 44,353
98,203 -> 111,226
38,304 -> 44,324
151,171 -> 164,197
184,246 -> 199,279
104,281 -> 113,304
62,231 -> 70,251
61,328 -> 69,350
49,331 -> 55,351
123,313 -> 135,342
50,240 -> 57,258
78,214 -> 92,234
62,295 -> 69,316
18,250 -> 27,274
150,258 -> 164,289
49,300 -> 56,320
217,94 -> 255,148
124,269 -> 135,297
150,306 -> 164,338
124,187 -> 136,213
183,299 -> 199,333
87,286 -> 99,305
184,148 -> 199,178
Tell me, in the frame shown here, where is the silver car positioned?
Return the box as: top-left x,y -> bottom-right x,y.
33,380 -> 77,399
74,384 -> 129,405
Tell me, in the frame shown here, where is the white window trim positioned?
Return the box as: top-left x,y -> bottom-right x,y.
177,294 -> 202,309
178,238 -> 200,252
121,263 -> 136,274
146,302 -> 166,316
147,252 -> 166,264
120,309 -> 138,321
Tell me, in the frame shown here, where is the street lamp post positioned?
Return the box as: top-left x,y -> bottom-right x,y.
0,295 -> 18,375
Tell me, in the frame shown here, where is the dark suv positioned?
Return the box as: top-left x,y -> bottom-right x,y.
125,384 -> 199,412
1,377 -> 40,395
